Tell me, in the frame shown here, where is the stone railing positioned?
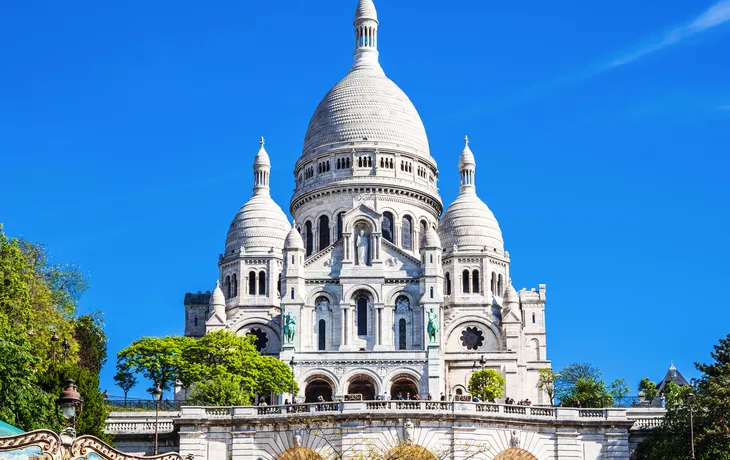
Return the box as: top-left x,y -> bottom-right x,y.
174,402 -> 632,422
105,411 -> 179,435
625,408 -> 666,430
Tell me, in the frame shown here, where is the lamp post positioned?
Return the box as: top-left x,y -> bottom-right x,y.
289,358 -> 296,404
152,384 -> 162,455
57,379 -> 83,444
51,332 -> 60,368
687,392 -> 696,460
61,338 -> 70,365
471,355 -> 487,401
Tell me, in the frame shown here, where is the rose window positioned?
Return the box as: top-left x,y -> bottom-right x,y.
247,328 -> 269,352
460,326 -> 484,351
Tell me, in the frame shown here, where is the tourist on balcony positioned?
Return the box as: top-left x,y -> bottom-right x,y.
440,393 -> 446,401
396,392 -> 404,400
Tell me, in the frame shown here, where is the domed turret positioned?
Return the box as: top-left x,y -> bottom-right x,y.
225,139 -> 290,256
209,281 -> 225,313
438,137 -> 504,252
285,221 -> 304,250
423,226 -> 442,249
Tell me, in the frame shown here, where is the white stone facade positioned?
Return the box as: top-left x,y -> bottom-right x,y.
184,0 -> 551,406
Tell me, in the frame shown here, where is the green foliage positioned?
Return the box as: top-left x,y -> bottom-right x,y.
117,330 -> 299,406
609,378 -> 630,406
467,369 -> 505,402
186,375 -> 253,406
556,363 -> 612,407
117,335 -> 191,398
114,368 -> 137,402
636,334 -> 730,459
0,225 -> 108,437
639,377 -> 658,403
537,369 -> 559,405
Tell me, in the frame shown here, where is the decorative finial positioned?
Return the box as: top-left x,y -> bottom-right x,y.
670,360 -> 675,369
464,135 -> 469,146
260,136 -> 265,147
292,219 -> 296,226
215,280 -> 220,288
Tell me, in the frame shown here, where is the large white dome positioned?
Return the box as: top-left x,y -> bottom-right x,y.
438,192 -> 504,252
302,67 -> 431,159
225,194 -> 290,255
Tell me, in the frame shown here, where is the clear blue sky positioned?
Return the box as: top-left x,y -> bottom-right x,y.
1,0 -> 729,399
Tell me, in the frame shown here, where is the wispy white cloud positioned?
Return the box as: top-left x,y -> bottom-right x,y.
607,0 -> 730,69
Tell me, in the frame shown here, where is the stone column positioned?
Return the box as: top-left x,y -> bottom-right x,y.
604,430 -> 630,459
555,429 -> 582,459
231,431 -> 256,460
339,305 -> 348,350
373,303 -> 386,351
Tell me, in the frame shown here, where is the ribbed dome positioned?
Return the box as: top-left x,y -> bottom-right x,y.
301,68 -> 431,159
503,281 -> 518,304
225,194 -> 290,255
355,0 -> 378,22
438,192 -> 504,252
210,281 -> 225,308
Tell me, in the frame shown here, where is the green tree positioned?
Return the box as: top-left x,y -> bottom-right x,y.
609,378 -> 630,407
467,369 -> 505,402
639,377 -> 658,403
0,225 -> 108,437
117,335 -> 190,399
537,369 -> 559,406
186,374 -> 253,406
114,368 -> 137,405
636,334 -> 730,459
556,363 -> 613,407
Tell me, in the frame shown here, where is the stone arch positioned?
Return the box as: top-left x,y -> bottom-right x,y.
384,444 -> 435,460
385,288 -> 416,307
342,369 -> 381,399
343,284 -> 380,304
303,373 -> 337,403
277,447 -> 324,460
343,213 -> 379,234
306,289 -> 339,307
493,448 -> 538,460
530,338 -> 540,361
300,369 -> 340,394
387,370 -> 422,399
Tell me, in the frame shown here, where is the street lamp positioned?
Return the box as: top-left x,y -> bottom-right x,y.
152,384 -> 162,455
57,379 -> 83,444
51,332 -> 60,368
289,358 -> 296,404
61,338 -> 70,365
686,392 -> 696,460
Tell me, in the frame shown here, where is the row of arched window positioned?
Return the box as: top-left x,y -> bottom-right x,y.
336,157 -> 351,169
304,166 -> 314,179
380,157 -> 394,169
223,271 -> 268,299
400,160 -> 412,172
443,270 -> 504,296
358,156 -> 373,168
417,166 -> 427,178
224,274 -> 238,298
317,160 -> 330,174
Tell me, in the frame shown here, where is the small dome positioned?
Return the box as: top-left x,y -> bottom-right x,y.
253,138 -> 271,167
225,194 -> 290,255
503,281 -> 518,304
355,0 -> 378,22
438,193 -> 503,252
423,226 -> 442,249
459,136 -> 475,167
210,281 -> 225,307
285,222 -> 304,250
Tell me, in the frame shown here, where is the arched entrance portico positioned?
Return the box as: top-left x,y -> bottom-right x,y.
493,448 -> 538,460
389,375 -> 419,399
347,374 -> 377,401
305,379 -> 334,403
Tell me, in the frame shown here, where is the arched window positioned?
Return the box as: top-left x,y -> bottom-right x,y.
232,273 -> 237,297
429,254 -> 433,263
194,316 -> 198,327
532,313 -> 536,324
491,272 -> 496,293
445,272 -> 452,295
248,271 -> 256,295
318,320 -> 326,351
472,270 -> 479,294
420,220 -> 428,244
258,270 -> 266,296
318,215 -> 330,249
497,274 -> 503,296
430,286 -> 434,298
305,221 -> 313,257
337,212 -> 344,240
531,338 -> 540,361
383,212 -> 394,243
290,288 -> 294,300
225,275 -> 231,298
277,273 -> 281,296
399,318 -> 406,350
462,270 -> 470,293
357,297 -> 368,336
402,216 -> 412,250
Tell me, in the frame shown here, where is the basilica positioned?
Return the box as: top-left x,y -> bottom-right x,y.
183,0 -> 550,405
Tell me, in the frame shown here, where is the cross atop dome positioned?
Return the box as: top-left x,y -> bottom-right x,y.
260,136 -> 265,147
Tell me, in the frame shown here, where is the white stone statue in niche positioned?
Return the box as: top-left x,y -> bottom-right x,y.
316,297 -> 330,312
356,229 -> 369,266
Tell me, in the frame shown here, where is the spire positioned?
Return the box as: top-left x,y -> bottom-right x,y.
458,136 -> 477,194
352,0 -> 381,70
253,137 -> 271,196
